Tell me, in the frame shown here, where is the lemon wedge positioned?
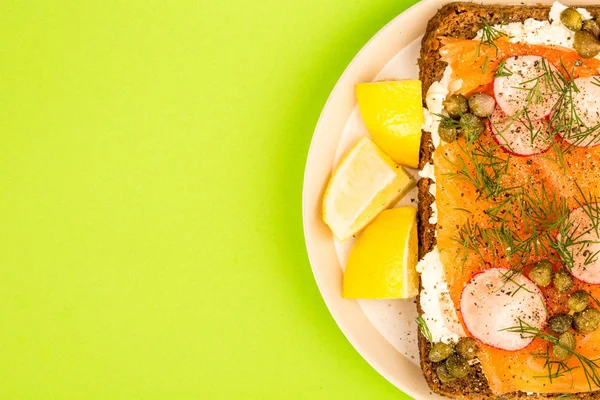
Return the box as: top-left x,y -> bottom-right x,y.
343,207 -> 419,299
356,80 -> 423,168
322,136 -> 414,241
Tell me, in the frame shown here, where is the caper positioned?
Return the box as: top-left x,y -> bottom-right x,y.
455,337 -> 479,360
438,119 -> 458,143
560,331 -> 577,349
583,19 -> 600,37
574,30 -> 600,59
445,354 -> 471,378
552,345 -> 570,361
460,113 -> 485,142
561,8 -> 583,31
553,269 -> 574,293
443,94 -> 469,119
428,342 -> 454,362
574,307 -> 600,333
569,290 -> 590,313
435,364 -> 457,383
468,93 -> 495,118
552,331 -> 576,361
528,260 -> 553,287
548,313 -> 574,334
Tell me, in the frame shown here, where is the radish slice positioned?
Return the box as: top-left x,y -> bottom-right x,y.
494,56 -> 559,120
558,204 -> 600,284
489,107 -> 551,156
460,268 -> 547,351
557,77 -> 600,148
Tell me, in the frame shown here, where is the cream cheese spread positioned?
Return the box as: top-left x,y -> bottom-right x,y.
474,2 -> 592,49
416,246 -> 465,343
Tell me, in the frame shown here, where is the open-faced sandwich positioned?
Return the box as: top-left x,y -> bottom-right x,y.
417,2 -> 600,398
319,1 -> 600,398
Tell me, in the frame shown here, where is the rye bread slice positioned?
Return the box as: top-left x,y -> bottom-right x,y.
417,3 -> 600,399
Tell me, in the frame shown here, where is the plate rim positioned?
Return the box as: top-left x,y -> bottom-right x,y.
301,0 -> 445,397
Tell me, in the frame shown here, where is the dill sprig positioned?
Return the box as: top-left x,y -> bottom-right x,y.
442,140 -> 510,200
416,316 -> 432,343
539,57 -> 566,93
531,346 -> 579,385
490,108 -> 552,155
482,56 -> 490,74
502,319 -> 600,390
451,215 -> 540,271
434,113 -> 485,135
451,221 -> 490,267
433,113 -> 462,128
493,58 -> 513,77
549,73 -> 586,147
453,182 -> 571,272
521,183 -> 569,232
512,69 -> 550,107
478,17 -> 507,56
539,140 -> 567,172
499,269 -> 535,297
575,184 -> 600,238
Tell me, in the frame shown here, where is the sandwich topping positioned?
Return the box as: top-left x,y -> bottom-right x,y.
475,3 -> 593,49
419,1 -> 600,394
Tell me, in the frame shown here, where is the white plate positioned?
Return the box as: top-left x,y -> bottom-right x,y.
301,0 -> 592,398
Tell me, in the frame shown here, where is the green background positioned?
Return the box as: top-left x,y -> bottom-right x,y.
0,0 -> 415,398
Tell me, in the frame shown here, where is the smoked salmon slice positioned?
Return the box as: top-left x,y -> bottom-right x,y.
440,37 -> 600,95
435,37 -> 600,394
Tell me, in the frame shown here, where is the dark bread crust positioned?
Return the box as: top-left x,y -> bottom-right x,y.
417,3 -> 600,399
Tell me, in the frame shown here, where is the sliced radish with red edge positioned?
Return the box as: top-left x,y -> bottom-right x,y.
558,204 -> 600,284
460,268 -> 547,351
494,56 -> 559,120
490,107 -> 551,156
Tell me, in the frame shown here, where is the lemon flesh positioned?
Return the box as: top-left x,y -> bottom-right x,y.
322,136 -> 414,241
356,80 -> 423,169
343,207 -> 419,299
